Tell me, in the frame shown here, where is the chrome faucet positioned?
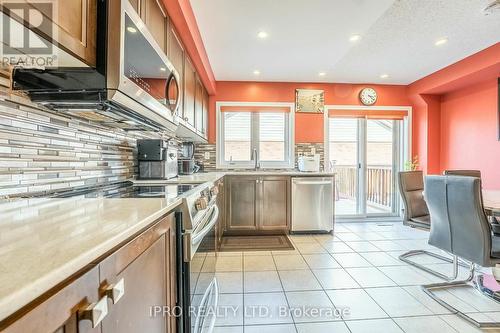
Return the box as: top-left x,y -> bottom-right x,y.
252,148 -> 260,170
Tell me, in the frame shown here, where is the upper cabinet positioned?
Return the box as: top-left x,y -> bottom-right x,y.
184,56 -> 196,128
202,87 -> 209,136
141,0 -> 168,54
129,0 -> 141,14
1,0 -> 98,66
195,76 -> 204,133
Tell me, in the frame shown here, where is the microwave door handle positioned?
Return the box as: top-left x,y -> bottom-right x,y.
166,72 -> 181,117
191,205 -> 219,246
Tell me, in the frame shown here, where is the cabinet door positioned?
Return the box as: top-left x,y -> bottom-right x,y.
2,266 -> 102,333
100,214 -> 176,333
184,57 -> 196,127
194,77 -> 204,132
129,0 -> 141,13
227,177 -> 258,231
259,177 -> 290,231
6,0 -> 97,66
202,88 -> 209,136
142,0 -> 167,54
216,180 -> 225,247
167,28 -> 184,117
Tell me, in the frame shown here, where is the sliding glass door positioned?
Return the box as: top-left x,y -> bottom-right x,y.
328,116 -> 404,218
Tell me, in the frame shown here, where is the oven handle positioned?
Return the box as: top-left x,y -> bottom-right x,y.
204,278 -> 219,333
191,205 -> 219,246
193,277 -> 219,333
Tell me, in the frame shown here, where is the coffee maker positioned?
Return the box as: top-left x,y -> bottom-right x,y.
178,142 -> 199,175
137,139 -> 178,179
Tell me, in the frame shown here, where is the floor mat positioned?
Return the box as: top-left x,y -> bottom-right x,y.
220,235 -> 294,252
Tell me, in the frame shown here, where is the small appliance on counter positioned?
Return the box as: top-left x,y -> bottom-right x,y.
137,139 -> 178,179
298,154 -> 320,172
178,142 -> 200,175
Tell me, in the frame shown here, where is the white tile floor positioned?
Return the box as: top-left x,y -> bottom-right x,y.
212,222 -> 500,333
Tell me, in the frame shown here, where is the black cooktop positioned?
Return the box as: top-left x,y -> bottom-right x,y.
52,182 -> 197,199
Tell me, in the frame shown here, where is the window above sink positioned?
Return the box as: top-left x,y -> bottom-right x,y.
216,102 -> 295,169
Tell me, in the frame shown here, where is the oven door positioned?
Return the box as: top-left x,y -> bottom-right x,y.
183,204 -> 219,333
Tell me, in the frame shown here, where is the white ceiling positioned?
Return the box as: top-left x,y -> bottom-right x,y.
190,0 -> 500,84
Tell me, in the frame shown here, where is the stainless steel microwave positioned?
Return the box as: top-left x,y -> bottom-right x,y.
10,0 -> 181,134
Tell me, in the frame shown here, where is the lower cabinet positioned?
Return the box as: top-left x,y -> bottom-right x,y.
226,176 -> 290,234
216,178 -> 226,247
2,213 -> 177,333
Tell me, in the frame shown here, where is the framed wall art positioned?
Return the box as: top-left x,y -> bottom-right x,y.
295,89 -> 325,113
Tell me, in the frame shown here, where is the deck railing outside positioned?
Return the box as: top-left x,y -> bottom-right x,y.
333,165 -> 393,209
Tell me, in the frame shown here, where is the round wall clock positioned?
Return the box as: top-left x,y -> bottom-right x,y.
359,88 -> 377,105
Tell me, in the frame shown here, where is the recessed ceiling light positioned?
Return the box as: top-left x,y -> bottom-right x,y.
257,31 -> 268,39
349,34 -> 361,42
318,72 -> 326,77
160,67 -> 166,71
380,74 -> 389,79
127,26 -> 137,33
435,37 -> 448,46
253,70 -> 261,75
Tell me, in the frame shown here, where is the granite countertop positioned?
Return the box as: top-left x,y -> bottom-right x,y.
0,196 -> 182,322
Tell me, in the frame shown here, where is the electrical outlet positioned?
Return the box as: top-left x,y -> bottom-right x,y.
311,147 -> 316,155
204,151 -> 211,160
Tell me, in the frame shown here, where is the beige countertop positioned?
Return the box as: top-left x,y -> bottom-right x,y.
0,170 -> 335,321
133,171 -> 335,185
0,197 -> 182,322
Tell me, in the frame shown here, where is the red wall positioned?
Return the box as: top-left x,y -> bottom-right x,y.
440,79 -> 499,189
408,43 -> 500,175
208,81 -> 410,143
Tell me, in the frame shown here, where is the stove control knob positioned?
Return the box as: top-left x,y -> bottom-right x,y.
210,186 -> 219,196
195,197 -> 208,211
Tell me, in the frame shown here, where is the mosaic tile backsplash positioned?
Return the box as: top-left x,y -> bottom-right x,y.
194,143 -> 325,172
0,86 -> 158,197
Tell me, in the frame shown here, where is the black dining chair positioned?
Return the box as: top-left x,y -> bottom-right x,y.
397,171 -> 462,280
422,175 -> 500,328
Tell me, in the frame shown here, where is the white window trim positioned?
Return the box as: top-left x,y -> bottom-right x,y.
216,101 -> 295,169
323,104 -> 412,172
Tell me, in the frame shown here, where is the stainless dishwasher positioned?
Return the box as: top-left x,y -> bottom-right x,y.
291,177 -> 334,233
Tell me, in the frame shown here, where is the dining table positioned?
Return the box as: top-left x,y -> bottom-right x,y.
483,190 -> 500,215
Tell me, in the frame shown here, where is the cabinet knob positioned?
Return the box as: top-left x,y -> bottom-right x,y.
102,278 -> 125,304
78,296 -> 109,328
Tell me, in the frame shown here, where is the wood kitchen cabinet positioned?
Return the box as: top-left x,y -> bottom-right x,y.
141,0 -> 168,54
260,177 -> 289,231
226,176 -> 290,234
1,214 -> 177,333
215,179 -> 226,246
100,214 -> 176,332
184,56 -> 196,127
202,88 -> 209,137
226,176 -> 259,231
1,266 -> 101,333
194,76 -> 204,133
129,0 -> 141,13
0,0 -> 97,66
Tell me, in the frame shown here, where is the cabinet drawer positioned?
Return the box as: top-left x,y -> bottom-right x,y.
2,266 -> 101,333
